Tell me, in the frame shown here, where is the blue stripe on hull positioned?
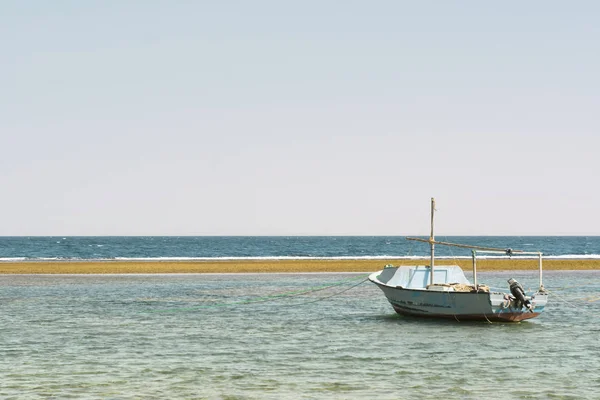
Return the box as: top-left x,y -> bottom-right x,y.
391,304 -> 541,322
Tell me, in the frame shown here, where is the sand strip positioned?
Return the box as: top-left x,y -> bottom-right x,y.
0,258 -> 598,274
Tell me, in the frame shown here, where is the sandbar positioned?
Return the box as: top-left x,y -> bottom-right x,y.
0,258 -> 598,274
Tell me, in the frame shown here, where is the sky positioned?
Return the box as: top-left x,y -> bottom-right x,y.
1,1 -> 599,236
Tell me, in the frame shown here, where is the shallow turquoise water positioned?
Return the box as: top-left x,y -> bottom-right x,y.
1,271 -> 599,399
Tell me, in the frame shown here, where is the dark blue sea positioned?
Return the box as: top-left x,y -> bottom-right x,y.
1,236 -> 599,261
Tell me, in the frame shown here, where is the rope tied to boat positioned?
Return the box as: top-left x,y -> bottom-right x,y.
146,273 -> 371,314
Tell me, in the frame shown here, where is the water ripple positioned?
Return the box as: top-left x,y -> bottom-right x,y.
0,272 -> 599,399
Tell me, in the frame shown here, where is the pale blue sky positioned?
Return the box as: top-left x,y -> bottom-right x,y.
1,1 -> 599,235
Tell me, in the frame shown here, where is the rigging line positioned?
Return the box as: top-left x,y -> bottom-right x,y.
406,239 -> 414,258
442,235 -> 460,267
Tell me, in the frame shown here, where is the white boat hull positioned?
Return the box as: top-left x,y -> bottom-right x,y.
369,267 -> 548,322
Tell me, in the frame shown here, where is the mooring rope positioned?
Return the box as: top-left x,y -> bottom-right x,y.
534,280 -> 600,307
275,277 -> 370,307
146,273 -> 371,313
543,288 -> 587,309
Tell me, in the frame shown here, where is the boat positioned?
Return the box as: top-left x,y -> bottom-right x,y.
369,198 -> 549,322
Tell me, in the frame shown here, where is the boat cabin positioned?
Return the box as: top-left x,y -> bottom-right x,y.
376,265 -> 470,290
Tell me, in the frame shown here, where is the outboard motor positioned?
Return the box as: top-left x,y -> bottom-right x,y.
508,278 -> 533,311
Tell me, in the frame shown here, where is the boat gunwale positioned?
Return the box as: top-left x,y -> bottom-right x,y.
369,278 -> 547,296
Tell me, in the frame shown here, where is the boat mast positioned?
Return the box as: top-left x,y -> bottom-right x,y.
538,252 -> 544,290
429,197 -> 435,285
472,250 -> 478,288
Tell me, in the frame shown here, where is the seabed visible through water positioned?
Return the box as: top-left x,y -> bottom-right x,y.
1,271 -> 599,399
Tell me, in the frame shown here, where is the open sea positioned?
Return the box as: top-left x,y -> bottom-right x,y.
1,236 -> 599,399
1,235 -> 600,261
